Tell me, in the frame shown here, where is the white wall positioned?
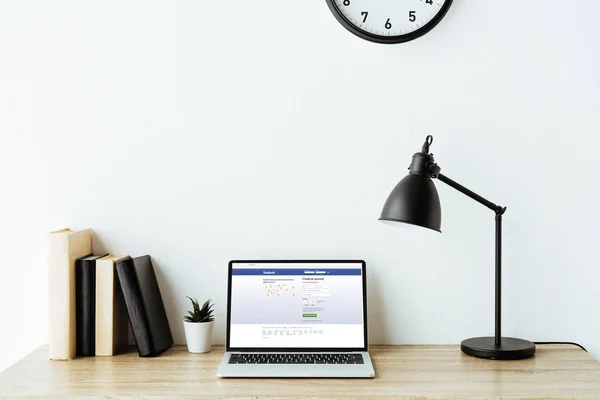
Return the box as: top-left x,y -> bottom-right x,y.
1,0 -> 599,372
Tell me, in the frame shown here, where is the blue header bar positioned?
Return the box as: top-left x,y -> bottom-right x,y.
232,268 -> 361,276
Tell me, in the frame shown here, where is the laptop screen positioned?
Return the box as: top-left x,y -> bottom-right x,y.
228,261 -> 366,350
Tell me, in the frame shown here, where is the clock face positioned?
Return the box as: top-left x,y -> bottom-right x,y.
325,0 -> 453,44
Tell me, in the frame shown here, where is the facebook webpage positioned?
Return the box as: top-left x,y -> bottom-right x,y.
230,262 -> 365,348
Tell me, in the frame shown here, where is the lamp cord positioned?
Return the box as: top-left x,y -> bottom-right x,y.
534,341 -> 588,352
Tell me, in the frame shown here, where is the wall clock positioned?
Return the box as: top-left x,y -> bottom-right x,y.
325,0 -> 453,44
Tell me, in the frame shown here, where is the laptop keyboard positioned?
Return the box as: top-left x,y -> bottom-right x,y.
228,353 -> 364,364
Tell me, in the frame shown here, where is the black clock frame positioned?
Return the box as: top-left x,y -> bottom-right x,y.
325,0 -> 454,44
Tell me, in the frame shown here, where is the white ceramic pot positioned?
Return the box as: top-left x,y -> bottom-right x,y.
183,320 -> 214,353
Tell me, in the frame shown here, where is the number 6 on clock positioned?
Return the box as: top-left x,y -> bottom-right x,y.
325,0 -> 453,44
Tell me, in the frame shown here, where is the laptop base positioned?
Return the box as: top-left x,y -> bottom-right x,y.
217,352 -> 375,378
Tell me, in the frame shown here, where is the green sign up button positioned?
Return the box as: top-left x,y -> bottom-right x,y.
302,313 -> 317,317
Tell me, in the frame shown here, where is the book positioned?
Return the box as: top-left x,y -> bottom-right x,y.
95,255 -> 130,356
75,254 -> 106,356
48,228 -> 92,360
116,255 -> 173,357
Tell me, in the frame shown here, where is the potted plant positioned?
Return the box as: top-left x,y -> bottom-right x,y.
183,296 -> 215,353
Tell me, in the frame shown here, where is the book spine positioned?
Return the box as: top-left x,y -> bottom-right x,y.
132,255 -> 173,356
76,258 -> 96,356
96,259 -> 114,356
116,258 -> 155,357
48,233 -> 70,360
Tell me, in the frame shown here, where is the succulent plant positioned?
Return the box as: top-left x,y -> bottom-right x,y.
184,296 -> 215,323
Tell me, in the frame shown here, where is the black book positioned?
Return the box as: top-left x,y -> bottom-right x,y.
115,255 -> 173,357
75,254 -> 106,357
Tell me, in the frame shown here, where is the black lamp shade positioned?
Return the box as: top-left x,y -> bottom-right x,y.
379,174 -> 442,232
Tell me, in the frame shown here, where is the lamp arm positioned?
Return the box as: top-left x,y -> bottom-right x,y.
418,135 -> 504,215
436,171 -> 505,346
435,173 -> 506,215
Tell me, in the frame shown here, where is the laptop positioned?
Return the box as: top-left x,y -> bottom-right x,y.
217,260 -> 374,378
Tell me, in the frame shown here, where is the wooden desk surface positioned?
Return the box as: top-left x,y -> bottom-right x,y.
1,345 -> 600,399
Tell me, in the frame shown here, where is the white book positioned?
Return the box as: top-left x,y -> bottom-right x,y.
48,228 -> 92,360
95,255 -> 130,356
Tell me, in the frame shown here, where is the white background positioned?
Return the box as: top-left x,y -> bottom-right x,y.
1,0 -> 599,372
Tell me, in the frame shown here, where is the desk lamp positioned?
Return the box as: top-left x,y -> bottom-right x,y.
379,135 -> 535,360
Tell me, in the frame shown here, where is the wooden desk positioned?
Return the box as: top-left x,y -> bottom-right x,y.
1,345 -> 599,399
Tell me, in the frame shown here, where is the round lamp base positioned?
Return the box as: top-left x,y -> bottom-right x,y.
461,337 -> 536,360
